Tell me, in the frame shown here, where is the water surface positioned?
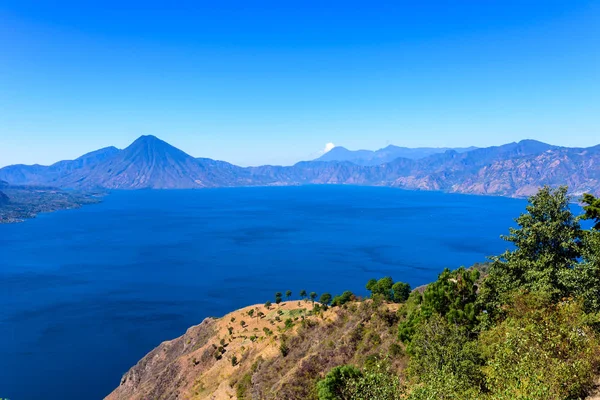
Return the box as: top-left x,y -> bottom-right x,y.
0,186 -> 528,399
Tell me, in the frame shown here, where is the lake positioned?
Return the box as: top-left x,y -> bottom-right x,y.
0,186 -> 529,400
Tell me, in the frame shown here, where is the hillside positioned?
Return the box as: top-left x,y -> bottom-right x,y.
0,183 -> 102,223
1,136 -> 599,196
106,299 -> 402,400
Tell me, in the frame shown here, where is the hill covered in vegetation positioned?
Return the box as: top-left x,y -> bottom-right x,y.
106,186 -> 600,400
0,182 -> 102,223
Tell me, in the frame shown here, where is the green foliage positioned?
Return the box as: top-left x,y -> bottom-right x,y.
231,355 -> 238,366
286,290 -> 292,300
423,267 -> 480,326
320,292 -> 332,305
391,282 -> 411,303
479,292 -> 600,400
582,193 -> 600,230
317,365 -> 363,400
275,292 -> 283,304
331,291 -> 355,307
406,314 -> 484,398
264,300 -> 272,308
366,279 -> 377,291
318,361 -> 403,400
573,229 -> 600,313
310,292 -> 318,302
236,372 -> 252,400
300,289 -> 307,298
479,186 -> 582,315
398,267 -> 480,343
367,277 -> 412,303
367,277 -> 394,300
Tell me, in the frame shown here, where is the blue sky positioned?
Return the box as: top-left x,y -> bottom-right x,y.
0,1 -> 598,167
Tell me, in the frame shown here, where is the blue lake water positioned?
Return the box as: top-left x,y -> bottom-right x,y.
0,186 -> 530,399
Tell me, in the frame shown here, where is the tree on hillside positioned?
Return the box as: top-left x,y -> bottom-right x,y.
366,279 -> 377,292
392,282 -> 411,303
320,293 -> 332,306
275,292 -> 283,305
398,267 -> 480,342
582,193 -> 600,230
317,365 -> 362,400
331,291 -> 355,307
367,277 -> 394,301
479,186 -> 582,315
265,300 -> 272,309
572,229 -> 600,312
310,292 -> 318,304
286,290 -> 292,301
300,289 -> 307,300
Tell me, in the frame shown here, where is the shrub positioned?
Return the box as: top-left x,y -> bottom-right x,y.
318,361 -> 403,400
280,342 -> 290,357
479,293 -> 600,399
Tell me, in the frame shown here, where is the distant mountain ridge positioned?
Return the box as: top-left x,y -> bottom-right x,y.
0,136 -> 598,197
315,144 -> 478,165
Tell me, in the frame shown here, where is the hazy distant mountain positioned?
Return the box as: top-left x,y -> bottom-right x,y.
0,146 -> 120,186
1,136 -> 598,197
315,144 -> 478,165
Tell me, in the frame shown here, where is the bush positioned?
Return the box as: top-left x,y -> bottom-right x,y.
318,361 -> 403,400
406,313 -> 484,398
479,293 -> 600,399
279,342 -> 290,357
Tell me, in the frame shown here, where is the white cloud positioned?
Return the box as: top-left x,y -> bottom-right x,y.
323,142 -> 335,153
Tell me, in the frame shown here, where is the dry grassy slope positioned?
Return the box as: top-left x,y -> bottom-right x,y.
106,300 -> 403,400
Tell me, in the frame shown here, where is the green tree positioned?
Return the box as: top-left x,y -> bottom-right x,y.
392,282 -> 411,303
581,193 -> 600,229
317,365 -> 363,400
264,300 -> 272,309
367,277 -> 394,301
398,267 -> 479,342
320,292 -> 332,306
310,291 -> 318,304
366,278 -> 377,292
479,186 -> 582,316
286,290 -> 292,301
571,229 -> 600,313
331,291 -> 355,307
300,289 -> 307,299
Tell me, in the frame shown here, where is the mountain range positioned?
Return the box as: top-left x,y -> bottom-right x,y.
1,135 -> 599,197
314,145 -> 478,165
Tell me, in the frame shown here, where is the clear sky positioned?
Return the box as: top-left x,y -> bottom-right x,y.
0,1 -> 599,167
